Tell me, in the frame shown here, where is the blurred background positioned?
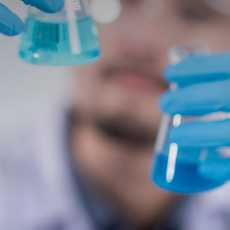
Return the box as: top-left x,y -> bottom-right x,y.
0,0 -> 72,132
0,1 -> 230,230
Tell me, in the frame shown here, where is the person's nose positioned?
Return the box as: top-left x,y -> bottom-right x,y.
116,18 -> 169,68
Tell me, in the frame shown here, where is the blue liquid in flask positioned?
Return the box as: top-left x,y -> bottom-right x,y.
152,147 -> 226,194
19,16 -> 100,66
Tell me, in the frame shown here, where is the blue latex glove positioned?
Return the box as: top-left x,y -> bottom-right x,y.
0,0 -> 64,36
161,53 -> 230,182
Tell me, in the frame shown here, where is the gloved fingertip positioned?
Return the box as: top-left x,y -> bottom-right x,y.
160,92 -> 173,113
23,0 -> 64,13
0,3 -> 24,36
10,20 -> 24,36
199,162 -> 230,182
163,65 -> 175,83
41,0 -> 64,13
50,0 -> 64,12
0,19 -> 24,36
11,20 -> 25,36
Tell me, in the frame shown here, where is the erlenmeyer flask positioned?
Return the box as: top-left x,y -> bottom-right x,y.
19,0 -> 100,66
151,47 -> 227,194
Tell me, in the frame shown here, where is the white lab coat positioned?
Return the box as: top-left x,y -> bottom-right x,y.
0,109 -> 229,230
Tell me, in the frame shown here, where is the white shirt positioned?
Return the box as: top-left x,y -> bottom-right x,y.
0,109 -> 229,230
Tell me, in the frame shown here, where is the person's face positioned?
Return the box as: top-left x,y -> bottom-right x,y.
75,0 -> 230,135
72,0 -> 230,223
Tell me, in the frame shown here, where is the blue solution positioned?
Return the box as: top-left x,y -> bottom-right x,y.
199,150 -> 230,182
152,149 -> 226,194
19,16 -> 100,66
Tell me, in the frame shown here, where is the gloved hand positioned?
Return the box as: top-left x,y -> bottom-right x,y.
0,0 -> 64,36
161,53 -> 230,182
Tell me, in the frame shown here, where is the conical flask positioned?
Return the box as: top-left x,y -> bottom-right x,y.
19,0 -> 101,66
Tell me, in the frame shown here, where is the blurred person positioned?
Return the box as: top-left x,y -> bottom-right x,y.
1,0 -> 230,230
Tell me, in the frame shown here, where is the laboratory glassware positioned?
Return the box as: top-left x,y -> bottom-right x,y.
19,0 -> 101,66
151,47 -> 227,194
